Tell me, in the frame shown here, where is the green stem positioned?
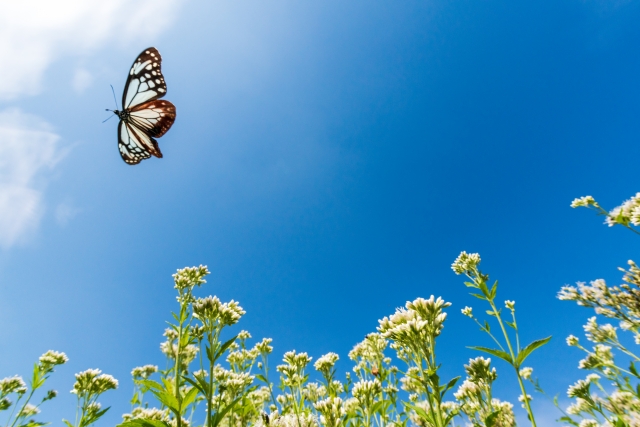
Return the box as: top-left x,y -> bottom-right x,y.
487,297 -> 536,427
174,296 -> 187,427
9,388 -> 35,427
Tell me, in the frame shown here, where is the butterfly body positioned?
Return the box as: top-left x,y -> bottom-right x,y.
112,47 -> 176,165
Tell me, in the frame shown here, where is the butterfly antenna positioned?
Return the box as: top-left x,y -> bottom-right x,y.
102,114 -> 115,123
110,84 -> 118,109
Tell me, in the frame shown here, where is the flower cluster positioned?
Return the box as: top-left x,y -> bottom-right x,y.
71,369 -> 118,395
192,295 -> 245,327
378,296 -> 450,351
131,364 -> 158,379
451,251 -> 481,275
173,265 -> 210,291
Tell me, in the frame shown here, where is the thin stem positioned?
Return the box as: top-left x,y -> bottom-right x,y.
9,388 -> 35,427
487,297 -> 536,427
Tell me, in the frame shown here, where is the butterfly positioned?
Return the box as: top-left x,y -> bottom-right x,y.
109,47 -> 176,165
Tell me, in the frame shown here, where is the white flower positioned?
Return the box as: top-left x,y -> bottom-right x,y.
314,352 -> 339,373
570,196 -> 596,208
39,350 -> 68,368
451,252 -> 481,275
566,335 -> 579,346
173,265 -> 209,290
519,367 -> 533,380
18,403 -> 39,417
0,376 -> 26,394
131,365 -> 158,379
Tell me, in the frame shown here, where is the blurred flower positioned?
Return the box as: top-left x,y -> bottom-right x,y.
519,367 -> 533,380
0,376 -> 26,394
173,265 -> 209,291
314,352 -> 339,375
451,252 -> 481,275
131,365 -> 158,379
570,196 -> 596,208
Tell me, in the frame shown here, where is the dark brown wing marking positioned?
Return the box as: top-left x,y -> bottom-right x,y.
118,121 -> 162,165
129,100 -> 176,137
122,47 -> 167,110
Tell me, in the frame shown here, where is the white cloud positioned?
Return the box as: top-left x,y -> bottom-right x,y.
72,68 -> 93,93
55,203 -> 80,227
0,0 -> 181,99
0,109 -> 64,248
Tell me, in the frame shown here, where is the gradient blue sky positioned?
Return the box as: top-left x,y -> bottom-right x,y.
1,0 -> 640,424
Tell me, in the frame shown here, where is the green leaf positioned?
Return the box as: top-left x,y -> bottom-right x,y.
485,410 -> 499,427
183,377 -> 206,396
515,336 -> 552,367
62,420 -> 74,427
211,396 -> 242,427
506,321 -> 515,329
255,374 -> 269,384
402,402 -> 434,423
117,420 -> 172,427
18,422 -> 48,427
182,385 -> 199,409
489,280 -> 498,300
440,376 -> 460,399
213,335 -> 238,362
468,346 -> 513,364
139,380 -> 180,412
486,310 -> 497,317
483,321 -> 490,333
470,293 -> 486,300
558,416 -> 579,426
630,362 -> 640,379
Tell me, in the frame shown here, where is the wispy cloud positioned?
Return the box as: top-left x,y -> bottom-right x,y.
0,0 -> 182,99
0,109 -> 64,248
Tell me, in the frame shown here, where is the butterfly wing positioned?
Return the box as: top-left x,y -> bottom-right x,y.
122,47 -> 168,110
129,100 -> 176,137
118,120 -> 162,165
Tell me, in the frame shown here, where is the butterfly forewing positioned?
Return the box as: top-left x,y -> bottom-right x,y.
112,47 -> 175,165
118,121 -> 162,165
122,47 -> 167,110
129,100 -> 176,137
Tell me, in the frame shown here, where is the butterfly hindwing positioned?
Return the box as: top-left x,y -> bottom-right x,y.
129,100 -> 176,138
122,47 -> 168,110
118,121 -> 162,165
113,47 -> 175,165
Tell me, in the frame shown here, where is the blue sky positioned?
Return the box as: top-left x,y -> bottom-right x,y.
1,0 -> 640,424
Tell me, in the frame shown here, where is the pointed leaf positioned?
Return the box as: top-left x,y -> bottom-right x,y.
213,335 -> 238,362
183,377 -> 206,395
630,362 -> 640,379
211,396 -> 242,427
468,346 -> 513,364
182,386 -> 199,409
489,280 -> 498,299
515,336 -> 552,366
117,420 -> 172,427
440,376 -> 460,398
